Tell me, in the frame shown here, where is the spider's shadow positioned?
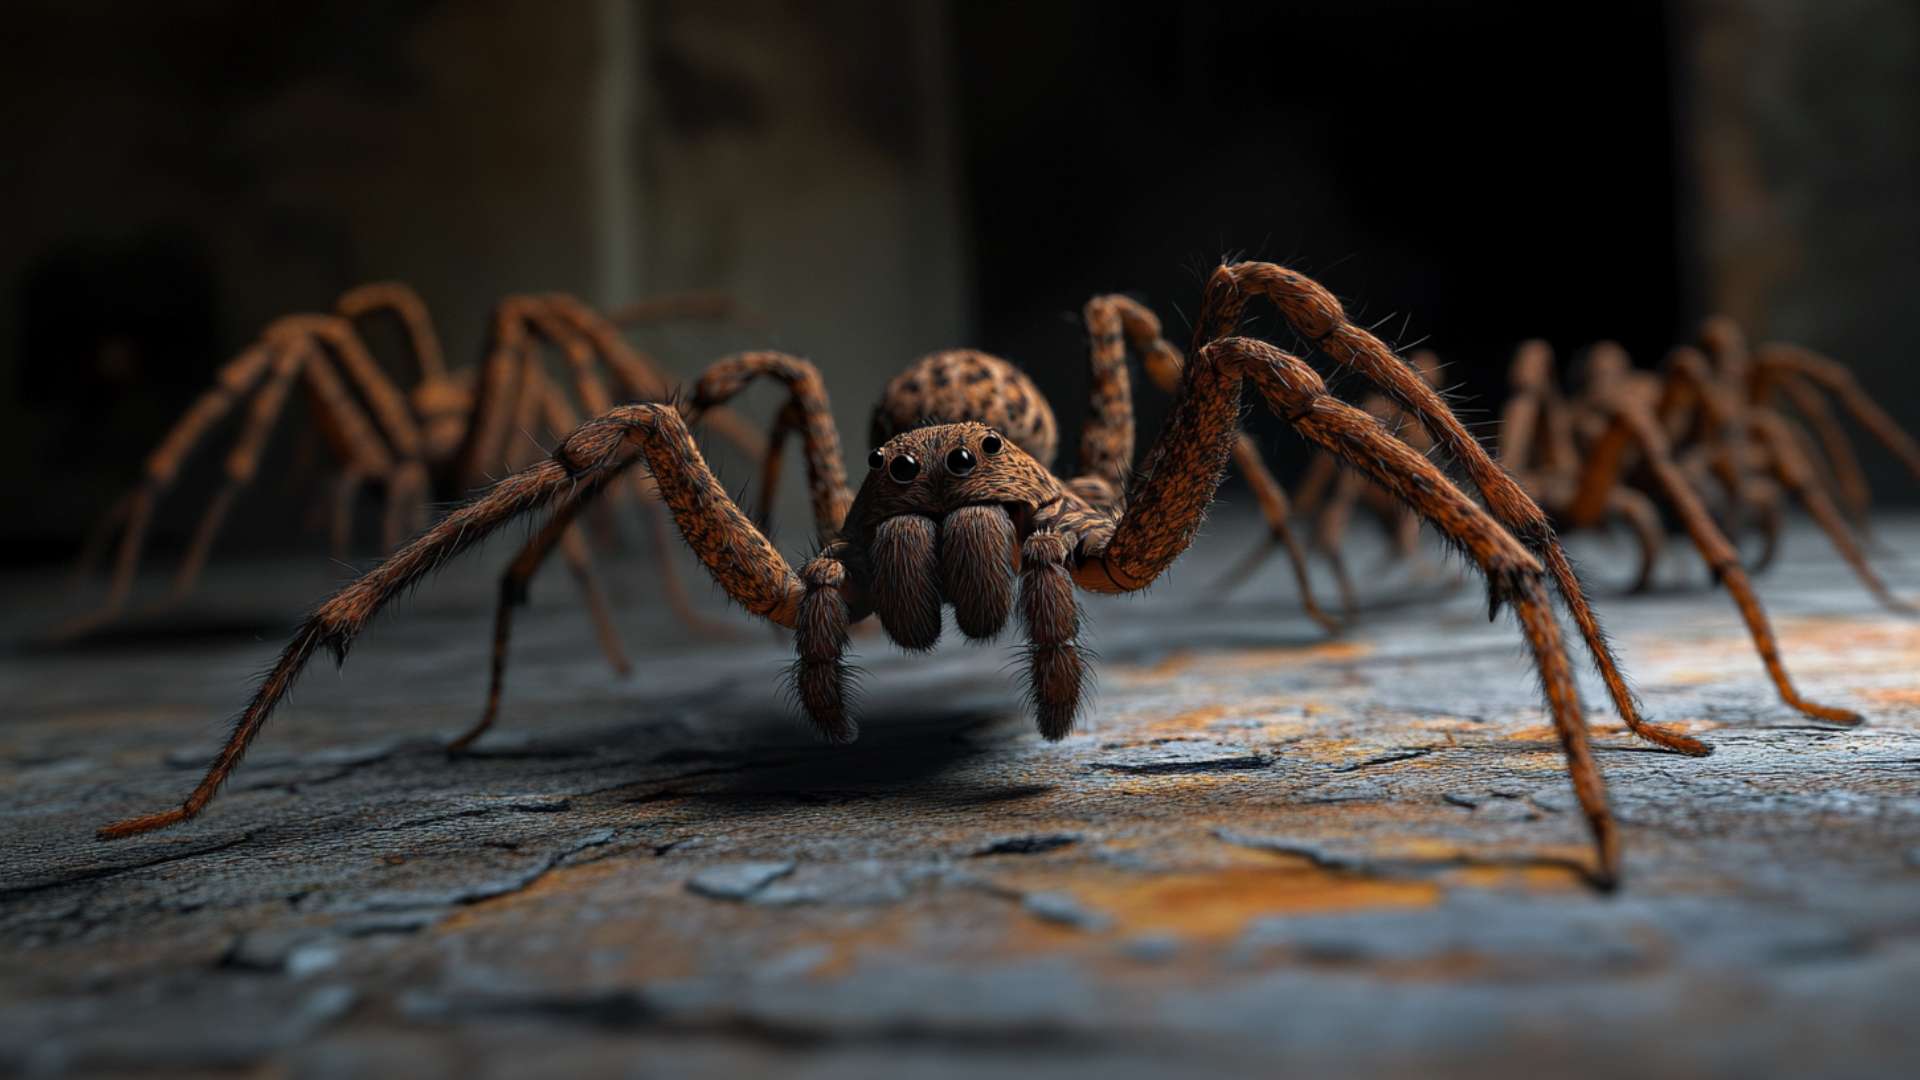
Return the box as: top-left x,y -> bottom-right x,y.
655,699 -> 1052,815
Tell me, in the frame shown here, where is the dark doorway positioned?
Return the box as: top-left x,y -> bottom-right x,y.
954,0 -> 1681,479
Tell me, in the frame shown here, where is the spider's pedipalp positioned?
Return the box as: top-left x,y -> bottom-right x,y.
940,504 -> 1017,640
1019,530 -> 1085,741
792,551 -> 858,743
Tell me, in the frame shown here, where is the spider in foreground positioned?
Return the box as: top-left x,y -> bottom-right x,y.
67,283 -> 763,650
101,261 -> 1746,889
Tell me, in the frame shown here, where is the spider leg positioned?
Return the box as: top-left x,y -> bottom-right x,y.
1313,467 -> 1366,616
1744,476 -> 1785,572
293,334 -> 410,553
791,544 -> 865,742
472,361 -> 757,744
336,282 -> 449,384
1749,411 -> 1912,613
159,339 -> 316,607
1567,403 -> 1862,725
1021,530 -> 1087,741
1078,335 -> 1632,885
1077,297 -> 1140,492
1764,371 -> 1873,525
67,341 -> 278,630
98,402 -> 807,841
73,492 -> 132,583
1202,262 -> 1667,773
456,303 -> 536,488
471,348 -> 819,729
1097,295 -> 1334,627
1206,434 -> 1340,633
754,401 -> 803,533
456,472 -> 632,755
687,351 -> 853,533
1756,344 -> 1920,486
542,293 -> 767,465
1606,487 -> 1665,594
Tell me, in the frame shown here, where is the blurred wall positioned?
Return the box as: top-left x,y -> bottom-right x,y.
1,0 -> 1916,571
0,0 -> 965,558
1680,0 -> 1920,499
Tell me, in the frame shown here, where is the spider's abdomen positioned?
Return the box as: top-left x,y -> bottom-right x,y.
870,350 -> 1058,469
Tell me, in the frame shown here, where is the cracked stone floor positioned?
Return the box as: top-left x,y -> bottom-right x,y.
3,512 -> 1918,1077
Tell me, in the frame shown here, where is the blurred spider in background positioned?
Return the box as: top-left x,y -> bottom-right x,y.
66,283 -> 765,657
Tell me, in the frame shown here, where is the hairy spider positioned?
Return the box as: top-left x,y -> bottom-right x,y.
67,283 -> 763,651
100,261 -> 1725,888
1498,326 -> 1911,726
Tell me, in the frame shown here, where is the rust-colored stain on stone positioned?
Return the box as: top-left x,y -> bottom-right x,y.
1011,863 -> 1440,943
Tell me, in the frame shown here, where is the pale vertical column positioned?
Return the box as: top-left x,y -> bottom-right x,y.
590,0 -> 642,306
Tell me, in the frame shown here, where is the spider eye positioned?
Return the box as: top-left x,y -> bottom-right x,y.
888,452 -> 920,484
981,433 -> 1004,456
946,446 -> 976,476
867,449 -> 885,471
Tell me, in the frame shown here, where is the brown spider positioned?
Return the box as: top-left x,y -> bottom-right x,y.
1498,324 -> 1914,726
66,283 -> 764,653
99,261 -> 1728,889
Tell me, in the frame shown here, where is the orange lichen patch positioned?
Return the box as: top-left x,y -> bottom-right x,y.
1863,687 -> 1920,707
1003,861 -> 1438,944
1094,771 -> 1269,801
1138,705 -> 1231,737
1651,668 -> 1721,686
1439,861 -> 1589,891
1110,649 -> 1198,683
1207,640 -> 1373,672
1506,722 -> 1630,744
1110,641 -> 1374,687
794,908 -> 924,980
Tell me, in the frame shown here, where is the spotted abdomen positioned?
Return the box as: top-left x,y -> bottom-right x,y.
870,350 -> 1059,469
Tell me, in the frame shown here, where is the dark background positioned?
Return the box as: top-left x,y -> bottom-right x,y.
1,0 -> 1914,570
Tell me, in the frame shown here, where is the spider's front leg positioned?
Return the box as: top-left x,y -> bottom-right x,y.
97,404 -> 816,841
1084,294 -> 1336,631
1075,336 -> 1693,887
1203,263 -> 1666,768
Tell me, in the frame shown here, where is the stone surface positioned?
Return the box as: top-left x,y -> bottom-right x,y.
4,514 -> 1919,1077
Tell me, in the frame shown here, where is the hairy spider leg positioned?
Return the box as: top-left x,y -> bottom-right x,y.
1197,262 -> 1675,764
99,403 -> 812,841
474,350 -> 847,744
1085,294 -> 1336,631
1565,398 -> 1862,726
1070,335 -> 1626,887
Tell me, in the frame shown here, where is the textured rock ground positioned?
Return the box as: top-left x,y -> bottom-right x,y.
3,513 -> 1918,1078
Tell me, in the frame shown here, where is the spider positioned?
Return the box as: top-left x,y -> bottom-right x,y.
1670,318 -> 1919,579
1497,324 -> 1912,726
99,261 -> 1728,889
66,283 -> 764,654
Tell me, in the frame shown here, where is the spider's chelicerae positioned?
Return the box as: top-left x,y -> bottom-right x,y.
102,261 -> 1734,888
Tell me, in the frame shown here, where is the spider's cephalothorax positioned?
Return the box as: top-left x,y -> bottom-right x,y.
104,261 -> 1743,888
